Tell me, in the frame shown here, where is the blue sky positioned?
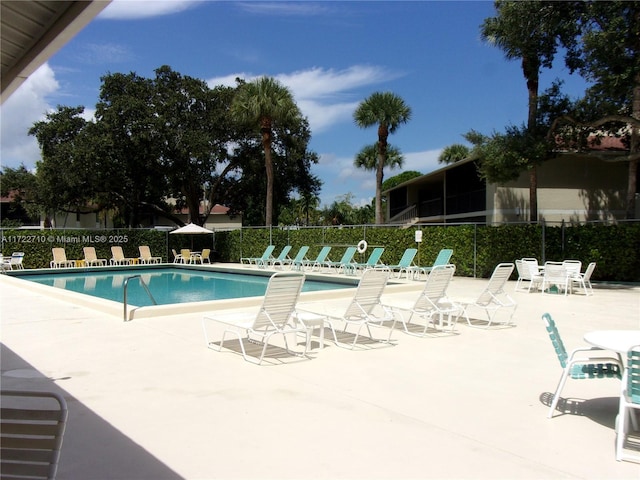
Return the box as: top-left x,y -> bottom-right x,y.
0,0 -> 590,207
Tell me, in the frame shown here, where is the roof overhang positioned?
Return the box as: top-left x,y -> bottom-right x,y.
1,1 -> 111,104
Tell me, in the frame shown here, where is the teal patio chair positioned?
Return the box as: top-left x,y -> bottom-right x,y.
324,246 -> 357,274
418,248 -> 453,278
354,247 -> 385,272
288,246 -> 310,270
385,248 -> 418,279
263,245 -> 292,268
240,245 -> 275,266
616,345 -> 640,462
542,313 -> 622,419
306,246 -> 332,272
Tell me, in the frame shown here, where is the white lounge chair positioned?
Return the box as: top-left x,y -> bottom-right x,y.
50,248 -> 75,268
138,245 -> 162,264
515,258 -> 543,293
542,261 -> 570,296
1,390 -> 68,480
110,246 -> 134,265
8,251 -> 25,269
383,264 -> 462,336
83,247 -> 107,266
458,262 -> 517,328
202,272 -> 307,365
298,268 -> 394,349
570,261 -> 596,296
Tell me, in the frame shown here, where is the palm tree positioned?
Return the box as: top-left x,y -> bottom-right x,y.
231,76 -> 301,226
438,144 -> 470,164
354,92 -> 411,224
354,143 -> 403,221
481,1 -> 576,222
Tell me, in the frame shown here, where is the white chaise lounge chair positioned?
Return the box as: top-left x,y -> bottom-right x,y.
383,264 -> 462,335
202,272 -> 307,365
298,268 -> 394,349
458,262 -> 517,328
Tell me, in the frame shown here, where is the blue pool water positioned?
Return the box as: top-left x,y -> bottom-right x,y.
20,267 -> 351,307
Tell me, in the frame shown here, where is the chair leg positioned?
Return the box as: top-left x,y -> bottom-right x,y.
616,402 -> 628,461
548,369 -> 571,418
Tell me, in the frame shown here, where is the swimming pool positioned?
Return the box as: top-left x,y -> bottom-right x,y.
16,266 -> 352,307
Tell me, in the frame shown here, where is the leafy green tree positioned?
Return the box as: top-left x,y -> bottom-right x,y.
354,92 -> 411,224
29,106 -> 100,222
559,1 -> 640,219
438,144 -> 470,164
93,72 -> 169,227
381,171 -> 422,192
231,76 -> 303,226
153,66 -> 233,226
0,165 -> 39,225
481,0 -> 580,222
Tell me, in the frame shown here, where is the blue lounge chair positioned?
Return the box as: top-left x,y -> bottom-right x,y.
287,246 -> 311,270
417,248 -> 453,278
263,245 -> 292,268
240,245 -> 275,266
354,247 -> 385,272
306,246 -> 332,272
324,246 -> 357,274
386,248 -> 418,279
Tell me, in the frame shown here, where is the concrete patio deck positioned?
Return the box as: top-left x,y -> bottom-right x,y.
1,265 -> 639,479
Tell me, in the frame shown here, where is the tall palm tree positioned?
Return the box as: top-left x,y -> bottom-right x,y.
231,77 -> 301,226
354,92 -> 411,224
354,143 -> 404,220
481,1 -> 576,222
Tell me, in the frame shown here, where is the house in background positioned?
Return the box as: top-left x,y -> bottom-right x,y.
385,139 -> 637,225
153,202 -> 242,231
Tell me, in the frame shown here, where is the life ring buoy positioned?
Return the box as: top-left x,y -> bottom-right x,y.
357,240 -> 368,254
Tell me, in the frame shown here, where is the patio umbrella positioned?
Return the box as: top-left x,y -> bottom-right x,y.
170,223 -> 214,250
170,223 -> 213,235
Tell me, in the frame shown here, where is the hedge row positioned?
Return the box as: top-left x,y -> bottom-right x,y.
2,223 -> 639,282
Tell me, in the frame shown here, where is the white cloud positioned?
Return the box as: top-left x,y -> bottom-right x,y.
0,64 -> 59,170
76,43 -> 134,64
235,2 -> 330,16
402,149 -> 442,176
99,0 -> 201,20
207,65 -> 403,135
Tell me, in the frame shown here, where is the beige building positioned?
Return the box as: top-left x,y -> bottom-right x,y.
385,151 -> 636,225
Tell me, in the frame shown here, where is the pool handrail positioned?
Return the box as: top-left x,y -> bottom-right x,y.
123,275 -> 157,321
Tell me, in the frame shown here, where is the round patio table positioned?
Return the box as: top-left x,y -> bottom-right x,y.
583,330 -> 640,354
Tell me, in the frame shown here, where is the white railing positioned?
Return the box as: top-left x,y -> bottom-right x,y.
389,205 -> 418,224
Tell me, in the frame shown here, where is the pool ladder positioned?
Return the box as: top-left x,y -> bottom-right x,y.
123,275 -> 157,321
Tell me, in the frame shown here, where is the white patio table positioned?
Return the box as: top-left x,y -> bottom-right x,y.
584,330 -> 640,355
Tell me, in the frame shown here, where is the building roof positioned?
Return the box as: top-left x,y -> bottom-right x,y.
1,1 -> 110,103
